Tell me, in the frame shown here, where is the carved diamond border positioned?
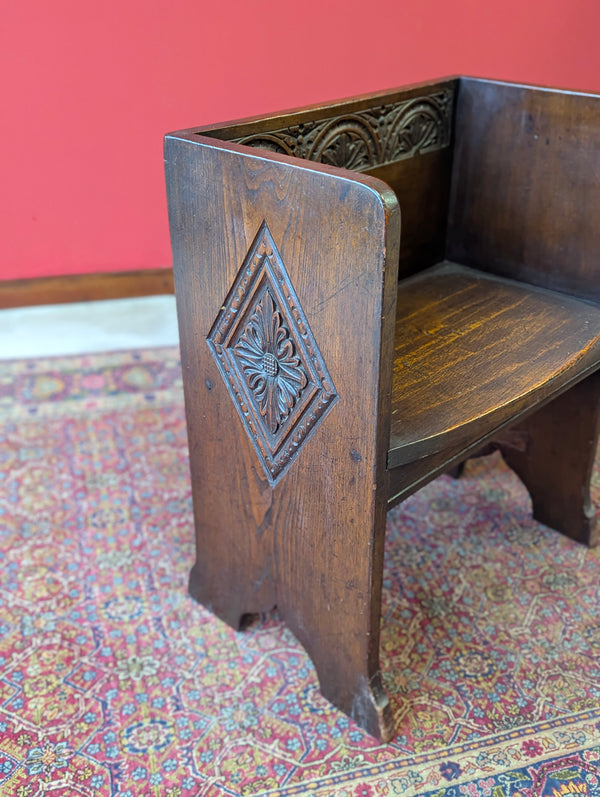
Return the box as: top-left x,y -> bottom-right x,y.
207,221 -> 338,484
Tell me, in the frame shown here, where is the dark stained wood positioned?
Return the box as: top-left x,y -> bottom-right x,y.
446,463 -> 465,479
389,262 -> 600,467
501,370 -> 600,547
0,268 -> 174,309
181,78 -> 457,279
448,78 -> 600,301
165,76 -> 600,742
166,135 -> 400,741
195,78 -> 456,152
368,148 -> 453,278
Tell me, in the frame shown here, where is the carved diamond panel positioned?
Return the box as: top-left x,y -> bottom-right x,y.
207,222 -> 338,483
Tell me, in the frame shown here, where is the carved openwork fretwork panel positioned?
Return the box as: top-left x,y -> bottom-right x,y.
207,222 -> 337,483
231,86 -> 454,171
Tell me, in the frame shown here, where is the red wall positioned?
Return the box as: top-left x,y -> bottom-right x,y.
3,0 -> 600,281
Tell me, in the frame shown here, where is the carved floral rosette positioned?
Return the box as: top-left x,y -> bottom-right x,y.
231,86 -> 454,171
207,222 -> 337,483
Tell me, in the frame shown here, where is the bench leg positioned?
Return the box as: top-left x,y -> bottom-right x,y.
187,477 -> 395,742
277,513 -> 394,743
446,462 -> 466,479
502,371 -> 600,547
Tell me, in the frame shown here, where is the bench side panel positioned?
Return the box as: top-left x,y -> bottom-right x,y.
165,134 -> 400,738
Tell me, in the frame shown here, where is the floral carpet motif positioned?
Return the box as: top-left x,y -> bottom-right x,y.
1,347 -> 600,797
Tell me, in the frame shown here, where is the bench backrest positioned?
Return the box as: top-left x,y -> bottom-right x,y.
447,78 -> 600,302
176,77 -> 600,302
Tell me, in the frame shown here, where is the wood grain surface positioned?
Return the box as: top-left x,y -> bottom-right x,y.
166,134 -> 400,740
448,79 -> 600,300
166,76 -> 600,741
389,262 -> 600,467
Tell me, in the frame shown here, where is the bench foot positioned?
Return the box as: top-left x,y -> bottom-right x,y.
340,671 -> 394,744
188,555 -> 277,632
502,372 -> 600,547
189,578 -> 395,742
273,613 -> 393,742
188,510 -> 395,741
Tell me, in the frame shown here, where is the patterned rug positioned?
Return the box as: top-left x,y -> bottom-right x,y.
1,347 -> 600,797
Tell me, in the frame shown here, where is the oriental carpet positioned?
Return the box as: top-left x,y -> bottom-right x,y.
1,347 -> 600,797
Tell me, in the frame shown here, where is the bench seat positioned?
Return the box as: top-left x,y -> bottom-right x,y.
389,262 -> 600,467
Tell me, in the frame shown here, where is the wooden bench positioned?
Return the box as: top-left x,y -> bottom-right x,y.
165,77 -> 600,741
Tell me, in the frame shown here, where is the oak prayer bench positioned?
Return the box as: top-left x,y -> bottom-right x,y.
165,77 -> 600,742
